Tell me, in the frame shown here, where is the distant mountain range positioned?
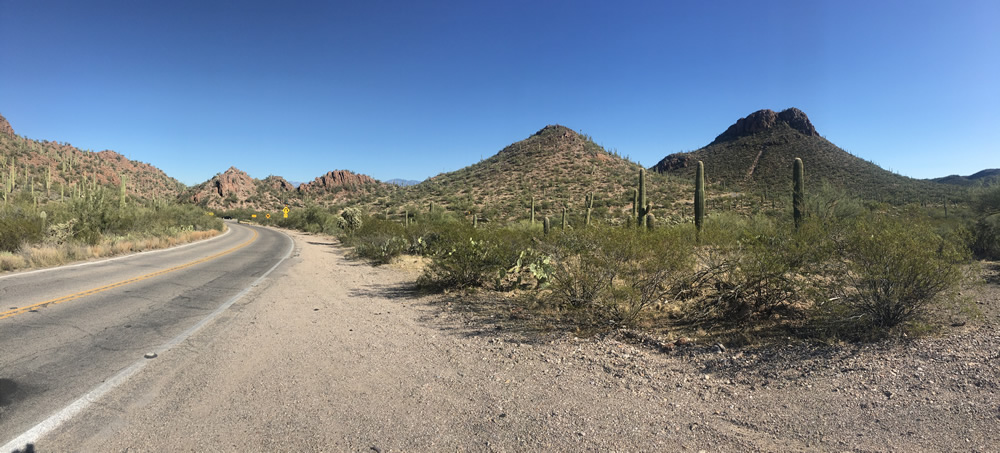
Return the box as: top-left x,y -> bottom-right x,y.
1,109 -> 989,216
386,178 -> 421,187
931,169 -> 1000,186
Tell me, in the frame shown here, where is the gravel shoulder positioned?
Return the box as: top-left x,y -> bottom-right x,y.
38,230 -> 1000,452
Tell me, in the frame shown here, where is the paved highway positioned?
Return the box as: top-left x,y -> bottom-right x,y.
0,222 -> 293,447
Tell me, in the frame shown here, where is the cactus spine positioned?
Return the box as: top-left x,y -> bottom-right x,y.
695,161 -> 705,233
793,157 -> 804,229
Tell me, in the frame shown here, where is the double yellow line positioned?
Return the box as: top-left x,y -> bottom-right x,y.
0,230 -> 259,321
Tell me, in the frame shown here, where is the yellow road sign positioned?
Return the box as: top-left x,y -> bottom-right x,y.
266,213 -> 271,219
283,206 -> 289,218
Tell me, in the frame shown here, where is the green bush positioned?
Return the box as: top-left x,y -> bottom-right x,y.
544,226 -> 694,326
341,217 -> 409,264
827,215 -> 967,330
418,227 -> 536,291
680,215 -> 831,322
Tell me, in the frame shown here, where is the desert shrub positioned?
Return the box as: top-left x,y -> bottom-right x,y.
544,226 -> 694,326
970,214 -> 1000,259
0,209 -> 44,252
680,215 -> 833,322
825,214 -> 967,330
342,217 -> 409,265
418,227 -> 535,291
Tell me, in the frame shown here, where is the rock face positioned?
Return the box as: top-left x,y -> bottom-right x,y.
651,153 -> 695,173
189,167 -> 257,204
710,108 -> 818,145
0,113 -> 15,137
262,175 -> 296,192
298,170 -> 379,193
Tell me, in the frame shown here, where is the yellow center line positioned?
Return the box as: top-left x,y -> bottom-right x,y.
0,229 -> 260,321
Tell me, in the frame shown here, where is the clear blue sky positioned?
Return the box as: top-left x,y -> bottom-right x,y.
1,0 -> 997,185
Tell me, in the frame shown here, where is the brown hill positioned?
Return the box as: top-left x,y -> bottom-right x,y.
393,124 -> 684,223
185,167 -> 299,210
652,108 -> 959,203
0,113 -> 184,201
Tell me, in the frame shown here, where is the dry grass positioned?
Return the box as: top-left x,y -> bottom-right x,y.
0,229 -> 223,274
0,252 -> 26,271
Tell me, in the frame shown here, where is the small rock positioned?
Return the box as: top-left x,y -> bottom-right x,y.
712,343 -> 726,353
144,352 -> 158,359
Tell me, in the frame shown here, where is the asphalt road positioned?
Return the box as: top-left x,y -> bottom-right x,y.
0,222 -> 293,447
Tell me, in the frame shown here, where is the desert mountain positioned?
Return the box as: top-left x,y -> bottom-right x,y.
185,167 -> 296,210
652,108 -> 958,203
932,169 -> 1000,187
398,125 -> 681,223
0,113 -> 184,201
185,167 -> 388,210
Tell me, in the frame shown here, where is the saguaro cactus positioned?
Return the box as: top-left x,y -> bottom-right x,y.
585,192 -> 593,226
530,196 -> 536,224
561,206 -> 567,229
543,216 -> 551,235
695,161 -> 705,233
637,168 -> 648,227
793,157 -> 805,229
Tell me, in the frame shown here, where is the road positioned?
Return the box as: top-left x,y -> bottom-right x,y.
0,222 -> 293,448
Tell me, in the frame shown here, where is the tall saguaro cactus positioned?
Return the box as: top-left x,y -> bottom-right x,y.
530,196 -> 536,224
561,206 -> 567,229
637,168 -> 648,227
585,192 -> 593,226
543,216 -> 551,235
793,157 -> 805,229
695,161 -> 705,234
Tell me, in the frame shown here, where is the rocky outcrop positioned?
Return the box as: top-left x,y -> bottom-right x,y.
298,170 -> 379,193
189,167 -> 257,204
262,175 -> 296,192
0,113 -> 15,137
651,153 -> 695,173
711,108 -> 818,145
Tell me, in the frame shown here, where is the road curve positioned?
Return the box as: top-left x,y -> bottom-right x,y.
0,222 -> 293,446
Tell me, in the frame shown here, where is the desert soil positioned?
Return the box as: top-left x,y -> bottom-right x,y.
39,230 -> 1000,452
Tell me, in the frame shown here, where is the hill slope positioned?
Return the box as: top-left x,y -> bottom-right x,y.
393,125 -> 684,223
932,169 -> 1000,187
0,113 -> 184,201
652,108 -> 959,203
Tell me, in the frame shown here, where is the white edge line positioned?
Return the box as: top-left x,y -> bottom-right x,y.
1,226 -> 296,451
0,223 -> 234,281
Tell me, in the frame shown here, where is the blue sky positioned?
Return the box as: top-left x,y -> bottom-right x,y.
1,0 -> 997,185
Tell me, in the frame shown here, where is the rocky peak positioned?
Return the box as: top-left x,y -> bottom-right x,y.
711,108 -> 818,144
298,170 -> 379,193
533,124 -> 577,140
212,167 -> 255,198
0,113 -> 15,137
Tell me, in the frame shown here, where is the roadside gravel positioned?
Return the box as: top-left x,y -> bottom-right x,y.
39,231 -> 1000,452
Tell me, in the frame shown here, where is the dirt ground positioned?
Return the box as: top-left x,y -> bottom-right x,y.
39,230 -> 1000,452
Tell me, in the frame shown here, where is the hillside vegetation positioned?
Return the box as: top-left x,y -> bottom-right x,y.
0,114 -> 222,272
653,108 -> 963,206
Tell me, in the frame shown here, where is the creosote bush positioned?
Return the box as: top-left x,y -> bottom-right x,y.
825,214 -> 967,330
